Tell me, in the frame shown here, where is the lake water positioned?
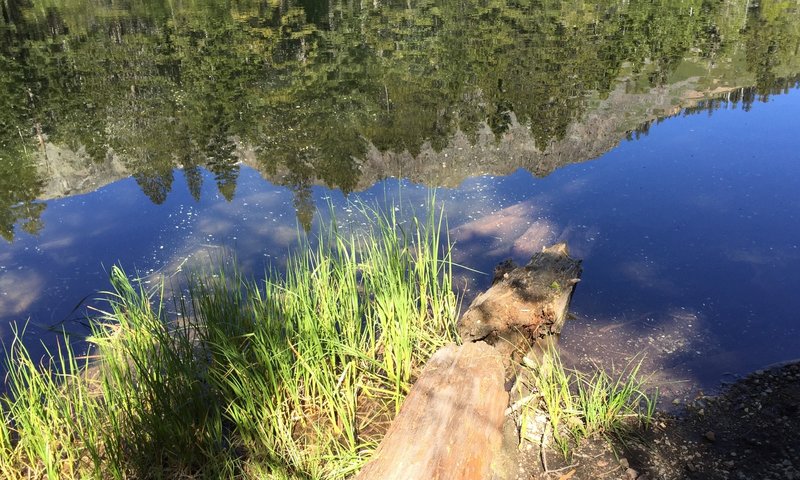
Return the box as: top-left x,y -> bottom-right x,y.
1,0 -> 799,396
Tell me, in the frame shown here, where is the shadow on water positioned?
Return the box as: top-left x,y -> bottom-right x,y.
435,84 -> 800,396
0,0 -> 800,399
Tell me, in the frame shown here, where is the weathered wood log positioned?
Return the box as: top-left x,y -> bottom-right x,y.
355,342 -> 507,480
458,243 -> 582,374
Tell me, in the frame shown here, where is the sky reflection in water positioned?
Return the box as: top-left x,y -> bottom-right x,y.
1,87 -> 798,396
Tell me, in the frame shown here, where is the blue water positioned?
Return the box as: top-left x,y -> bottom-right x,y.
1,89 -> 799,395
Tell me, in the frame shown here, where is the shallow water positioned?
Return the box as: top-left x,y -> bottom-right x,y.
1,0 -> 799,393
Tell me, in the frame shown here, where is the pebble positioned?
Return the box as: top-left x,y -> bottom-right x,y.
704,431 -> 716,442
625,468 -> 639,479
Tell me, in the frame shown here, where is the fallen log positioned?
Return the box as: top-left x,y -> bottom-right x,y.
356,243 -> 581,479
355,342 -> 507,480
457,243 -> 582,375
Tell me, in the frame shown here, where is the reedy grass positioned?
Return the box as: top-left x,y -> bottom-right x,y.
0,202 -> 459,479
520,347 -> 658,458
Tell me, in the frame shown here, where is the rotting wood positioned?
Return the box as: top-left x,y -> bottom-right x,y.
356,243 -> 581,479
355,342 -> 507,480
458,243 -> 582,377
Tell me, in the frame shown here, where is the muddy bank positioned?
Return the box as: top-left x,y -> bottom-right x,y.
516,361 -> 800,480
623,361 -> 800,480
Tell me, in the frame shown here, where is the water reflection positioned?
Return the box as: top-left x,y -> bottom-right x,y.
0,269 -> 43,320
1,0 -> 800,396
1,0 -> 800,238
0,82 -> 798,391
0,168 -> 307,363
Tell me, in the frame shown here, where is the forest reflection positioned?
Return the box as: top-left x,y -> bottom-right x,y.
1,0 -> 799,240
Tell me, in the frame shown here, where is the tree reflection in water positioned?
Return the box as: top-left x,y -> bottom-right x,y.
1,0 -> 799,240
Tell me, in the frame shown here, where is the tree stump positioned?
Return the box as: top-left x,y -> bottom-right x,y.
458,243 -> 582,376
355,342 -> 507,480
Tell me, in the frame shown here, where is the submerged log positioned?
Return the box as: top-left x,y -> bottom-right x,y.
355,342 -> 507,480
458,243 -> 582,374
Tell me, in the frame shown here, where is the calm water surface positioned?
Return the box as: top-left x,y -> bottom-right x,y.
1,0 -> 800,395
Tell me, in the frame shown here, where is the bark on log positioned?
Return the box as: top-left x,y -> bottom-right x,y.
458,243 -> 582,375
355,243 -> 581,479
355,342 -> 507,480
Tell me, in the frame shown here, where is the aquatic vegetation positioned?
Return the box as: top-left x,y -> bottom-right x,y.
0,204 -> 459,479
519,347 -> 658,459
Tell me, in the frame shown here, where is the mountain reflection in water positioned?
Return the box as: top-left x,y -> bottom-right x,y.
1,0 -> 800,394
1,0 -> 800,238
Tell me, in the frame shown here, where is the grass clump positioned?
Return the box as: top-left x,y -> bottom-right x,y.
519,346 -> 657,458
0,203 -> 459,479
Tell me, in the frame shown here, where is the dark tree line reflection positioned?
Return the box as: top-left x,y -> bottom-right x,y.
1,0 -> 799,240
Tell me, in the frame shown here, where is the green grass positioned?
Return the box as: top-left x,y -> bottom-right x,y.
519,346 -> 657,458
0,202 -> 460,479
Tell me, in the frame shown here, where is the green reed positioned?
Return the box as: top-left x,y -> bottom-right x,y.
520,348 -> 657,458
0,202 -> 459,479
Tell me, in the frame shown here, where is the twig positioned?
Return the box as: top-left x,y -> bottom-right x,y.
540,423 -> 549,473
546,463 -> 579,475
505,394 -> 536,416
540,422 -> 579,477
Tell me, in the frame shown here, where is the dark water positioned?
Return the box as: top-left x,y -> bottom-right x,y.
1,0 -> 800,394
